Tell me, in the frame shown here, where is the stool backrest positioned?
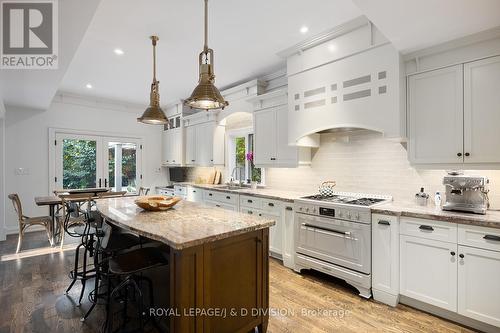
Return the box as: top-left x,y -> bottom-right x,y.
59,193 -> 94,217
8,194 -> 23,222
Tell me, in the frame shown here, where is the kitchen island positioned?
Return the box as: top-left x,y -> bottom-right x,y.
96,197 -> 275,333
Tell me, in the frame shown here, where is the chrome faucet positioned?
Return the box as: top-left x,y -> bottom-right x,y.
229,167 -> 244,187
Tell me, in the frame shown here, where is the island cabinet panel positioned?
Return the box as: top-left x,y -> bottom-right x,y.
169,228 -> 269,333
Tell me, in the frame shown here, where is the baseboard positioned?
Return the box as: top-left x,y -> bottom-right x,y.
399,295 -> 499,333
373,289 -> 399,307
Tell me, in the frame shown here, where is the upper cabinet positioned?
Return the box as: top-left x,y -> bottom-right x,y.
184,113 -> 225,167
162,113 -> 184,166
407,65 -> 464,164
407,55 -> 500,167
250,90 -> 301,168
464,56 -> 500,164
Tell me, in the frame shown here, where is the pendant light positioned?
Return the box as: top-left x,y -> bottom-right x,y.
184,0 -> 228,111
137,36 -> 168,125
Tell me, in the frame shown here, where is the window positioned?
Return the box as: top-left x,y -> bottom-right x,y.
227,129 -> 263,184
52,131 -> 142,194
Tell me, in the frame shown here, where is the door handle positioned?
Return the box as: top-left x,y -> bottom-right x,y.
99,178 -> 102,187
484,235 -> 500,242
104,179 -> 108,187
419,225 -> 434,231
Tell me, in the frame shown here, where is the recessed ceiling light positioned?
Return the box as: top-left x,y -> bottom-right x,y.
114,48 -> 124,55
300,26 -> 309,34
85,83 -> 93,89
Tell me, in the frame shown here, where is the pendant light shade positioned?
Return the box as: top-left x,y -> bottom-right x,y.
138,36 -> 168,125
184,0 -> 228,111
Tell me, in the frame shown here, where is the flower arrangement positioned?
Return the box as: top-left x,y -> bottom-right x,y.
246,151 -> 254,162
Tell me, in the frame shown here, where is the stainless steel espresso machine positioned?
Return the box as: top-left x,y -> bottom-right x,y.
442,173 -> 489,214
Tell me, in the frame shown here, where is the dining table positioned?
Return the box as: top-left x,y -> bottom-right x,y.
34,188 -> 111,245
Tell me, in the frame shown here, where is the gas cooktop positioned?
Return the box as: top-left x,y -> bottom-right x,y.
299,193 -> 390,207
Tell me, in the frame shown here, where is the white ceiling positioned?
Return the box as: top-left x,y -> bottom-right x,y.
0,0 -> 102,110
351,0 -> 500,53
59,0 -> 362,105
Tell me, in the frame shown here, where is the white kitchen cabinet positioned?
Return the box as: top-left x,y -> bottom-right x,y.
254,108 -> 276,165
261,211 -> 282,256
457,245 -> 500,327
464,55 -> 500,164
162,127 -> 183,166
407,64 -> 464,164
185,122 -> 225,167
185,125 -> 197,165
186,186 -> 203,203
400,235 -> 457,312
372,214 -> 399,306
282,205 -> 295,269
254,106 -> 298,167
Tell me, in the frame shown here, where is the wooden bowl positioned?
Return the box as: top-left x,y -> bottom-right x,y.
134,195 -> 182,211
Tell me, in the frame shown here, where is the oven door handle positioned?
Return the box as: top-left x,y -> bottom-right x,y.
301,223 -> 352,238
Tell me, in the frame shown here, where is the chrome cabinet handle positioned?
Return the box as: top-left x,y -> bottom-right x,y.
378,220 -> 390,225
301,223 -> 351,237
285,206 -> 293,211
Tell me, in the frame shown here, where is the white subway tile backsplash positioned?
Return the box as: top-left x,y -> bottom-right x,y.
266,130 -> 500,209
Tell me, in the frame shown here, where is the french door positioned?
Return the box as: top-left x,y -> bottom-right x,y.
53,132 -> 142,194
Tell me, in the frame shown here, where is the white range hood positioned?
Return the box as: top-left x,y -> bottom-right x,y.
282,18 -> 405,147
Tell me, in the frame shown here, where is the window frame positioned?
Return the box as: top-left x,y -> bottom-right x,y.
225,127 -> 264,185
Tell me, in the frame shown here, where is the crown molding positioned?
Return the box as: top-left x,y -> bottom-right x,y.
54,91 -> 144,113
403,25 -> 500,61
277,16 -> 370,58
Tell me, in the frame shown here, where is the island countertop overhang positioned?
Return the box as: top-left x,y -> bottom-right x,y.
96,197 -> 276,250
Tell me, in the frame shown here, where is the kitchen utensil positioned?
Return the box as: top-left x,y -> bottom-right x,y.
415,187 -> 429,206
318,181 -> 336,197
134,195 -> 182,211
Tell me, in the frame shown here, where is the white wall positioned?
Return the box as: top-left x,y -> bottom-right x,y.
265,130 -> 500,208
4,95 -> 167,234
0,97 -> 5,240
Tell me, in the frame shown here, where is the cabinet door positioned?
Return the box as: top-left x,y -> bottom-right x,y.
275,106 -> 297,166
254,109 -> 276,166
170,128 -> 182,165
400,235 -> 457,311
458,245 -> 500,327
162,130 -> 170,164
282,205 -> 295,269
464,56 -> 500,164
408,65 -> 464,164
185,126 -> 196,165
372,214 -> 399,296
196,122 -> 214,166
212,124 -> 225,165
261,212 -> 282,257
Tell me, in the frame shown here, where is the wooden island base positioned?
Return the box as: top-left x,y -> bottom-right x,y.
169,228 -> 269,333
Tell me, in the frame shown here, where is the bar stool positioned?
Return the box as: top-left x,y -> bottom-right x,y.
138,187 -> 150,196
60,194 -> 99,305
104,246 -> 168,332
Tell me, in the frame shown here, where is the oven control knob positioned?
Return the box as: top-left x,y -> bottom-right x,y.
339,211 -> 344,218
355,213 -> 360,220
306,208 -> 310,212
299,207 -> 303,211
347,213 -> 352,219
313,208 -> 317,214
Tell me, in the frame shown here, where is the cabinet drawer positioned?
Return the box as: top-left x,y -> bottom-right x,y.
203,190 -> 238,205
240,195 -> 262,209
174,185 -> 187,196
260,198 -> 282,214
458,224 -> 500,252
400,217 -> 457,243
240,207 -> 264,217
205,201 -> 237,211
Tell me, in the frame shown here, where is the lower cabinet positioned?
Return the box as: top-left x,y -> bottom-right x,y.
372,214 -> 399,306
457,245 -> 500,327
400,235 -> 458,312
282,205 -> 295,269
186,186 -> 203,203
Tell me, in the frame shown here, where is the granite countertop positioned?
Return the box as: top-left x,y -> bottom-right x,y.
96,197 -> 276,250
372,202 -> 500,229
173,182 -> 308,202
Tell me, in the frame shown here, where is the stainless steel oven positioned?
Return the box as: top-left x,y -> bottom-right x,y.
296,213 -> 371,274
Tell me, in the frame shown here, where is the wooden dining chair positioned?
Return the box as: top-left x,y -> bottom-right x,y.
59,193 -> 94,249
138,187 -> 150,196
8,193 -> 53,253
97,191 -> 127,199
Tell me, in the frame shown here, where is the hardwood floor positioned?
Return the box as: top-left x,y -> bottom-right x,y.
0,231 -> 477,333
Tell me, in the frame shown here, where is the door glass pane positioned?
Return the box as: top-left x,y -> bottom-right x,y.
62,139 -> 97,189
108,142 -> 137,193
248,134 -> 262,183
234,136 -> 246,182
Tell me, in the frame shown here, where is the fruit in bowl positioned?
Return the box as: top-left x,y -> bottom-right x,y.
134,195 -> 182,211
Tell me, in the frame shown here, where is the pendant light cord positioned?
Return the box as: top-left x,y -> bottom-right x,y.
152,36 -> 157,82
204,0 -> 208,53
